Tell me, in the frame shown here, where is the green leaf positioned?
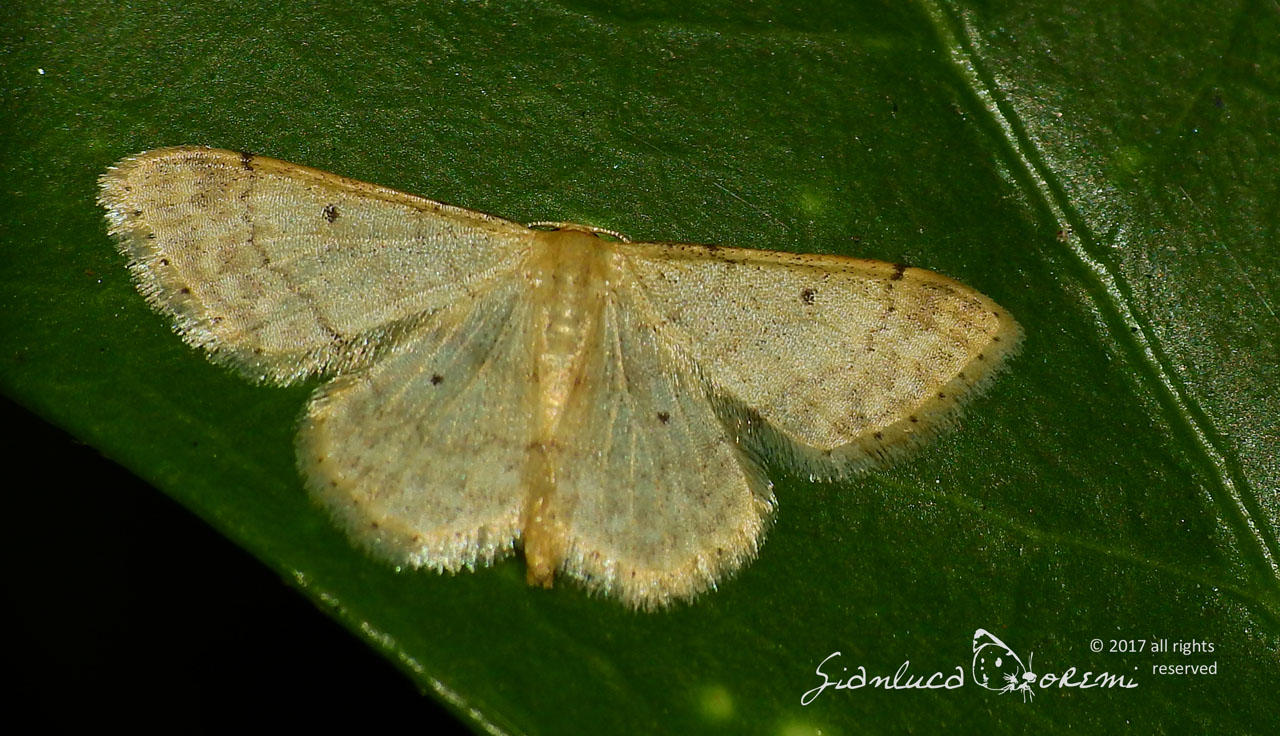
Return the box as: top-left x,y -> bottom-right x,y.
3,0 -> 1277,732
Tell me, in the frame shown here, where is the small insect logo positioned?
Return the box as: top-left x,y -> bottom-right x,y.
971,629 -> 1036,702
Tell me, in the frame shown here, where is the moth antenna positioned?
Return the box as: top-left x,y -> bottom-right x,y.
526,221 -> 631,242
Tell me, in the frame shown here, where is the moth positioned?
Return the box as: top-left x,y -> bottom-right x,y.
99,147 -> 1021,609
972,628 -> 1037,702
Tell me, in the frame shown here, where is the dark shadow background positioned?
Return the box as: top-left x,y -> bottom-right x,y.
5,396 -> 471,731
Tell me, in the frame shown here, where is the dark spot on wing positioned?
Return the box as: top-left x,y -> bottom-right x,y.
800,288 -> 816,305
891,263 -> 908,281
657,411 -> 670,424
323,203 -> 339,223
238,151 -> 255,170
431,374 -> 444,385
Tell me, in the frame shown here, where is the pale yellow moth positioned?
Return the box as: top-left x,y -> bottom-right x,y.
99,146 -> 1022,609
